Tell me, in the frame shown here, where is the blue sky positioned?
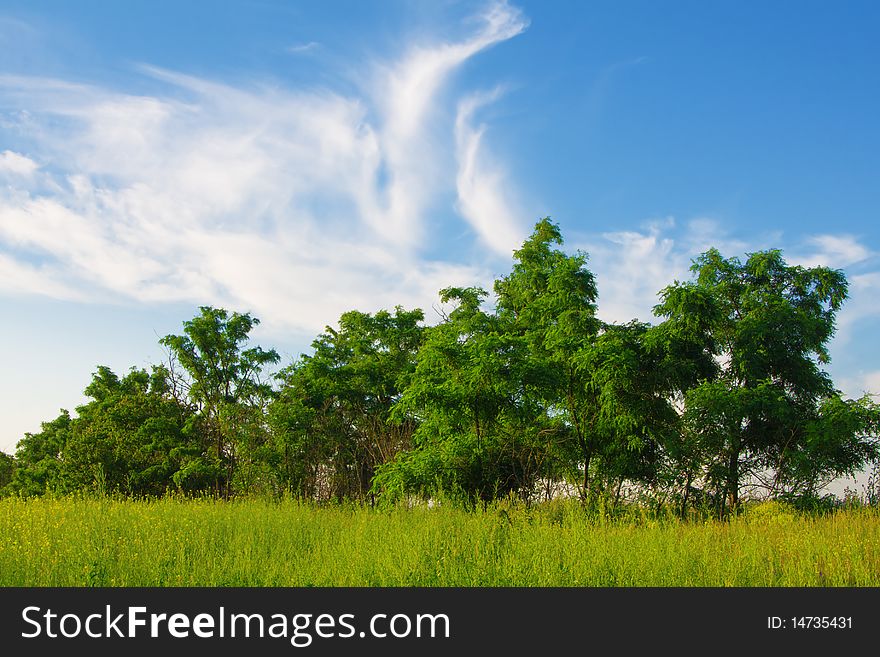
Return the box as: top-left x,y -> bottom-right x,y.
1,0 -> 879,477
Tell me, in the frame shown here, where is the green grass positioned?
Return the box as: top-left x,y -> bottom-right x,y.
1,496 -> 879,586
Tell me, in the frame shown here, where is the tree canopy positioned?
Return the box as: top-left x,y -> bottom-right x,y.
3,221 -> 878,515
160,306 -> 280,497
655,248 -> 878,513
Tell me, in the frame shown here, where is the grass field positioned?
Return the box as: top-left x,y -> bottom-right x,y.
2,497 -> 878,586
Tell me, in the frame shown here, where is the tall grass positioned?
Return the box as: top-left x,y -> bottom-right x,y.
1,496 -> 878,586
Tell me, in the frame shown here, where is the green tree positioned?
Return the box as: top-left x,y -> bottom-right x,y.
7,366 -> 202,497
7,410 -> 73,496
270,307 -> 424,500
655,248 -> 880,513
493,219 -> 601,498
573,321 -> 690,501
493,218 -> 668,501
374,287 -> 555,504
160,306 -> 280,497
61,365 -> 201,496
381,219 -> 688,504
0,451 -> 16,494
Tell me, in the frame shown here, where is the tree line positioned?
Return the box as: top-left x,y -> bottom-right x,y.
2,219 -> 878,515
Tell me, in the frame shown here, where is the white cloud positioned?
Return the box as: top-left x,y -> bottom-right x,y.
837,370 -> 880,399
576,217 -> 775,324
583,222 -> 686,324
782,235 -> 877,346
367,0 -> 528,246
0,252 -> 85,299
454,87 -> 525,256
574,219 -> 880,334
834,271 -> 880,345
682,217 -> 758,257
287,42 -> 320,54
793,234 -> 872,268
0,1 -> 528,336
0,150 -> 38,177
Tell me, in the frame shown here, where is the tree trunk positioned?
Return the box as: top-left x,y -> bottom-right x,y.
681,471 -> 693,517
581,450 -> 592,501
726,439 -> 740,517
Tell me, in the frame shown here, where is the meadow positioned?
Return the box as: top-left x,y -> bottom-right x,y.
2,497 -> 879,587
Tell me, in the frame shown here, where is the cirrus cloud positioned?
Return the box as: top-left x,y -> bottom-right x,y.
0,1 -> 528,336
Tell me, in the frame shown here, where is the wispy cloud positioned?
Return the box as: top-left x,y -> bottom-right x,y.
581,220 -> 685,324
575,218 -> 879,331
789,234 -> 876,344
837,369 -> 880,399
0,1 -> 528,336
0,150 -> 38,176
454,87 -> 524,256
286,41 -> 320,54
574,217 -> 769,324
832,271 -> 880,346
367,0 -> 528,246
0,252 -> 85,299
793,234 -> 872,268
